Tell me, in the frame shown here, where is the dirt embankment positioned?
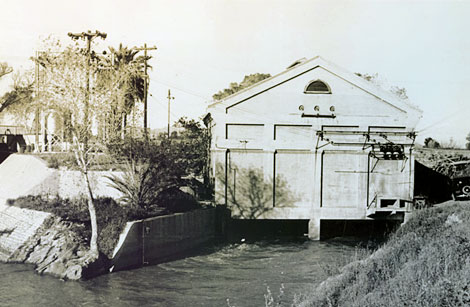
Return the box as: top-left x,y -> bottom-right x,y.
297,201 -> 470,307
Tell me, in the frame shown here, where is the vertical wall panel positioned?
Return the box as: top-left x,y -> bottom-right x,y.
226,150 -> 267,217
369,159 -> 410,200
275,151 -> 314,207
321,152 -> 368,208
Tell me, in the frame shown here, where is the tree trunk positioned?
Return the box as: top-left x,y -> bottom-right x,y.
83,170 -> 99,259
43,113 -> 48,152
72,134 -> 99,261
121,113 -> 126,140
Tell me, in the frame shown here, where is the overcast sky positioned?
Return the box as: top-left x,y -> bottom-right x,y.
1,0 -> 469,146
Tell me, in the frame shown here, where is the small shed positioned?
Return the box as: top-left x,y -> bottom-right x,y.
207,56 -> 422,239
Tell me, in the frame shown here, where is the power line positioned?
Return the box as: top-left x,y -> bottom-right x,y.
148,93 -> 178,118
417,106 -> 470,134
149,77 -> 210,100
167,89 -> 175,138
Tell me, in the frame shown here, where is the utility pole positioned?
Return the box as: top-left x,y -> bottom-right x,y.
68,30 -> 107,151
167,89 -> 174,138
34,51 -> 40,152
134,44 -> 157,138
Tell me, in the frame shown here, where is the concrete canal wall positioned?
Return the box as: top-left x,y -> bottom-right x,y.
0,154 -> 122,202
111,207 -> 228,272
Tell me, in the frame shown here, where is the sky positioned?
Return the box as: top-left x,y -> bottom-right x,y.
1,0 -> 469,146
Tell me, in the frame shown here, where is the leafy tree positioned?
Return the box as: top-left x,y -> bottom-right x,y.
173,117 -> 210,176
212,73 -> 271,100
0,79 -> 33,115
171,117 -> 213,198
424,137 -> 441,148
466,133 -> 470,150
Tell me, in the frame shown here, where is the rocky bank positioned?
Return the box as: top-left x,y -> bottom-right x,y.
7,215 -> 109,280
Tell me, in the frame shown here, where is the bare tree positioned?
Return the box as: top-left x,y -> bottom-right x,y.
0,63 -> 33,115
35,37 -> 106,260
0,62 -> 13,79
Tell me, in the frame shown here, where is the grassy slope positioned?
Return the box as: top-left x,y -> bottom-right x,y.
298,201 -> 470,307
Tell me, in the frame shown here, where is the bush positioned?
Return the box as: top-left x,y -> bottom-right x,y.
106,137 -> 205,212
35,152 -> 78,169
155,187 -> 200,213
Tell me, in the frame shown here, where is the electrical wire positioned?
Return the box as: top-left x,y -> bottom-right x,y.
416,108 -> 468,134
149,77 -> 210,100
148,93 -> 179,121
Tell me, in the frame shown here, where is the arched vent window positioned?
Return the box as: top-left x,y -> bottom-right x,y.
304,80 -> 331,94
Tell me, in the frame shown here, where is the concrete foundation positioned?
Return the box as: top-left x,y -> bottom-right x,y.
308,218 -> 321,240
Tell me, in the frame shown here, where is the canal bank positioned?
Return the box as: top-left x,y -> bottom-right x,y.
0,203 -> 230,279
297,200 -> 470,307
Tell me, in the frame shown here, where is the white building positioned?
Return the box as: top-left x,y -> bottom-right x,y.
207,56 -> 422,239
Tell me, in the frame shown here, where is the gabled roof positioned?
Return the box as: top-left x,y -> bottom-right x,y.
208,56 -> 422,115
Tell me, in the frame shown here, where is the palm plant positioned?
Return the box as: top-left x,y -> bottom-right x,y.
97,44 -> 150,141
106,159 -> 155,210
106,139 -> 184,212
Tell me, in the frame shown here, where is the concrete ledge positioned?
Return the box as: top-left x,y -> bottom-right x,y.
110,207 -> 221,272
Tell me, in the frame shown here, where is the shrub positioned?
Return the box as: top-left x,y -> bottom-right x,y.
35,152 -> 78,169
106,137 -> 204,213
155,187 -> 200,213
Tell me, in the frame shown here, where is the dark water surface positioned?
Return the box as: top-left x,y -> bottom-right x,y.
0,239 -> 367,307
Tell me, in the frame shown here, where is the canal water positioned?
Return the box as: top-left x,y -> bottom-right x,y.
0,238 -> 373,307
